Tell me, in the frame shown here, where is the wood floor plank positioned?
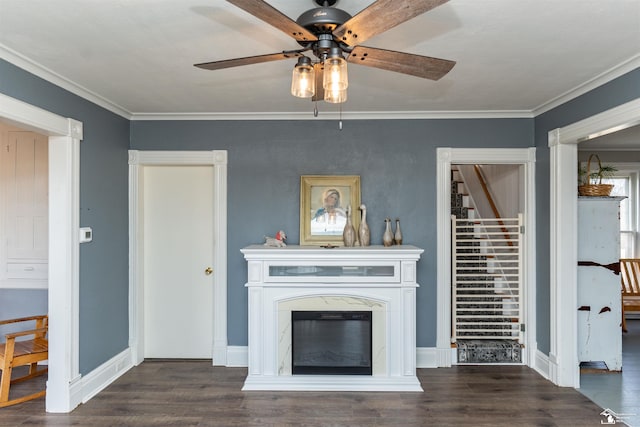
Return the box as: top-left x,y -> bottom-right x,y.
0,362 -> 608,426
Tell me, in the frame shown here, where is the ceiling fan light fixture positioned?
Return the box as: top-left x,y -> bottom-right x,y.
324,87 -> 347,104
323,47 -> 348,92
197,0 -> 455,108
291,56 -> 316,98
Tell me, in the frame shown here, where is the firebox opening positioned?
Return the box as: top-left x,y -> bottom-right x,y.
292,311 -> 372,375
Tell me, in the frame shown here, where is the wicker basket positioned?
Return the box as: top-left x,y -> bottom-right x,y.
578,154 -> 614,197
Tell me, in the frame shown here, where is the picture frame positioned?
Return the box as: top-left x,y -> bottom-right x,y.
300,175 -> 361,246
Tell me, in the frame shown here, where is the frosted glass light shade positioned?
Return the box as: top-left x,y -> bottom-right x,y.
291,58 -> 315,98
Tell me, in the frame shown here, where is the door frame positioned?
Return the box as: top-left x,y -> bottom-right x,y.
0,93 -> 82,412
549,98 -> 640,387
436,147 -> 537,367
128,150 -> 228,365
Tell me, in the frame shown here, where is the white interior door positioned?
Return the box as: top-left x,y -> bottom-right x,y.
143,165 -> 214,358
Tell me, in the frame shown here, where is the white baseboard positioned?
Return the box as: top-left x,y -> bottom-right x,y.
534,348 -> 551,381
416,347 -> 452,368
226,345 -> 248,367
416,347 -> 436,368
79,348 -> 133,404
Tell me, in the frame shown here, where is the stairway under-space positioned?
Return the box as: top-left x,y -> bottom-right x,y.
451,168 -> 522,364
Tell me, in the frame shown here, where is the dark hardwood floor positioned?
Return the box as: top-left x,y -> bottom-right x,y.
0,362 -> 609,426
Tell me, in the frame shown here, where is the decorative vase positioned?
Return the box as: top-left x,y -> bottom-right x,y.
394,218 -> 403,245
358,204 -> 370,247
342,205 -> 356,247
383,217 -> 394,247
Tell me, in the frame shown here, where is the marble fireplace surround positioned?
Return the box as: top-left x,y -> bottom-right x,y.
279,295 -> 385,376
241,245 -> 424,392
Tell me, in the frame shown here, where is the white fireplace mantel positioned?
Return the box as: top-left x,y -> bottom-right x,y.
241,245 -> 424,392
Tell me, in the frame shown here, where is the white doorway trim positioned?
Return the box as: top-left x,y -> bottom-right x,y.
0,93 -> 81,412
436,147 -> 537,367
128,150 -> 228,365
548,98 -> 640,388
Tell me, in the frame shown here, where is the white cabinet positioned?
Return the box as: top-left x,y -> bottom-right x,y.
0,127 -> 48,288
577,197 -> 624,371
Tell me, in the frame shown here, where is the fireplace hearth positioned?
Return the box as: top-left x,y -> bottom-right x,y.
292,311 -> 372,375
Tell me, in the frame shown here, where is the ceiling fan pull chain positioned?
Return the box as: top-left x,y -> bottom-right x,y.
314,102 -> 319,117
338,104 -> 343,130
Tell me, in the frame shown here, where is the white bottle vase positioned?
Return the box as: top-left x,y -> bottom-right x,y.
394,218 -> 403,245
358,204 -> 370,247
342,205 -> 356,247
383,217 -> 394,247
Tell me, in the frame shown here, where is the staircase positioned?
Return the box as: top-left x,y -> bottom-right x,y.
451,168 -> 523,364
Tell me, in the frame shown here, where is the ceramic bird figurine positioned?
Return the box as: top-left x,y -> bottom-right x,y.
394,218 -> 403,245
358,204 -> 370,247
383,217 -> 394,247
342,205 -> 356,247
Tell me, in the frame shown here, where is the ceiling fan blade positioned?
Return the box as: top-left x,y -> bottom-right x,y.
334,0 -> 450,45
194,52 -> 302,71
226,0 -> 317,43
347,46 -> 455,80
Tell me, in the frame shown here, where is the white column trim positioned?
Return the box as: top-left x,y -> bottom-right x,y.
436,148 -> 453,367
212,151 -> 228,365
436,147 -> 536,367
128,150 -> 228,366
548,97 -> 640,388
0,93 -> 81,412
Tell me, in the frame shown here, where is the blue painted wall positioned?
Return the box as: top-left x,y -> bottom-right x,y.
2,54 -> 638,371
0,59 -> 130,374
130,118 -> 534,346
0,290 -> 48,338
533,68 -> 640,354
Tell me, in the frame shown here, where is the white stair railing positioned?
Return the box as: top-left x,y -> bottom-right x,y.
451,214 -> 523,343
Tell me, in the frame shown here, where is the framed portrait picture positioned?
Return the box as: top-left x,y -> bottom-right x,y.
300,175 -> 361,246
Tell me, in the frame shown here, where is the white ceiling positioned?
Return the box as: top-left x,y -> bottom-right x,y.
579,124 -> 640,150
0,0 -> 639,119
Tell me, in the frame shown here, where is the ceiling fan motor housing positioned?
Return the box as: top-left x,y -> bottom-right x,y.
296,7 -> 352,36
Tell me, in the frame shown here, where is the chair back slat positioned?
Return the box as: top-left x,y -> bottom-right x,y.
620,259 -> 640,296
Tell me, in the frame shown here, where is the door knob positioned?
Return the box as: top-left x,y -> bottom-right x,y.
205,267 -> 213,275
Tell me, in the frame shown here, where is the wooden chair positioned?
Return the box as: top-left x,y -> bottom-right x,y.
0,315 -> 48,407
620,259 -> 640,332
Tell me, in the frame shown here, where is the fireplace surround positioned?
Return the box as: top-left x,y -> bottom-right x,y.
241,245 -> 424,391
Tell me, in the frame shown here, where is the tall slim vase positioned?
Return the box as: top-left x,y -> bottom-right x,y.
394,218 -> 403,245
359,204 -> 370,247
383,217 -> 394,247
343,205 -> 356,247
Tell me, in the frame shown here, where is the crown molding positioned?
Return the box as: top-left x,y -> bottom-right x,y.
129,110 -> 534,121
2,42 -> 637,121
533,55 -> 640,116
0,44 -> 131,119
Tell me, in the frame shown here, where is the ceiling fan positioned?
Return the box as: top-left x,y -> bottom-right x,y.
194,0 -> 456,104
